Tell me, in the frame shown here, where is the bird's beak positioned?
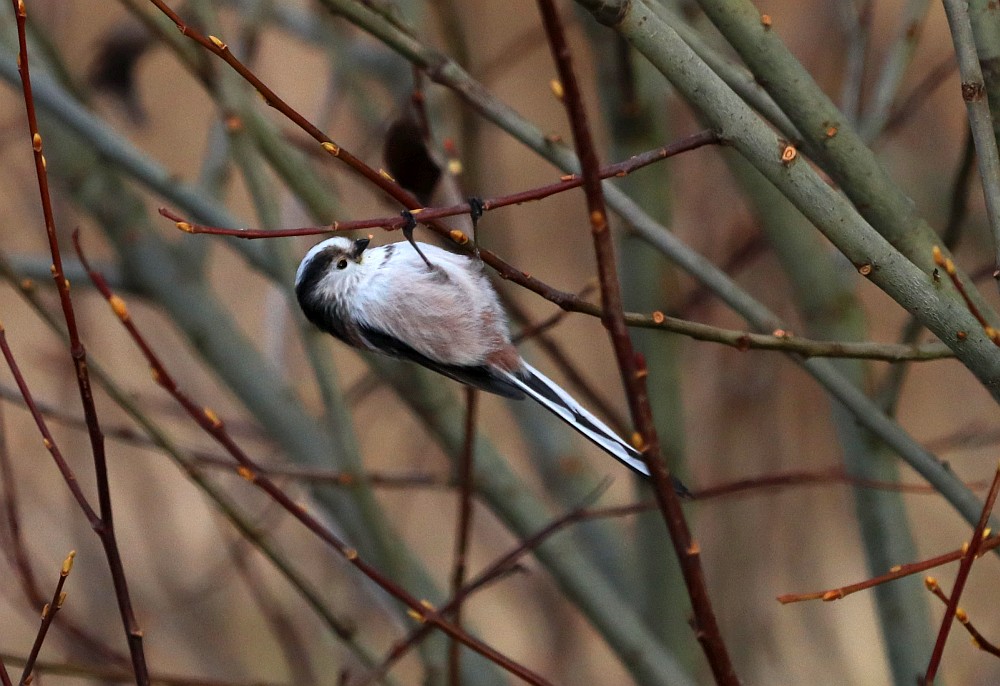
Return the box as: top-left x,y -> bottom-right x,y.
353,237 -> 371,257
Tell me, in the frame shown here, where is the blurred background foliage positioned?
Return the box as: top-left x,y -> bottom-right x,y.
1,0 -> 1000,684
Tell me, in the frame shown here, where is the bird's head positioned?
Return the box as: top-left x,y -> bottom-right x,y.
294,236 -> 371,291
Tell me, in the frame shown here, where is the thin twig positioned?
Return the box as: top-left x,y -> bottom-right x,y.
925,421 -> 1000,454
535,1 -> 736,682
10,1 -> 149,678
692,467 -> 991,500
0,400 -> 126,665
777,533 -> 1000,606
159,130 -> 719,239
0,327 -> 97,522
932,246 -> 1000,346
924,578 -> 1000,658
0,389 -> 452,489
192,455 -> 452,489
19,551 -> 75,686
924,460 -> 1000,682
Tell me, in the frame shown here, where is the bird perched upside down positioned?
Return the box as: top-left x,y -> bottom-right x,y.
295,235 -> 688,494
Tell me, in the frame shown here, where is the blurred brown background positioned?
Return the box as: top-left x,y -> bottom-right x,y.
1,0 -> 999,684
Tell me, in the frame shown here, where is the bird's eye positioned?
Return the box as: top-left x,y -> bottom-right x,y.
336,259 -> 348,270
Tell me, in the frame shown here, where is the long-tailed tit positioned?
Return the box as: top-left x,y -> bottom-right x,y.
295,235 -> 687,491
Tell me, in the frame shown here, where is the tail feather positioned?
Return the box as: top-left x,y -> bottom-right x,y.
501,362 -> 650,475
500,362 -> 691,496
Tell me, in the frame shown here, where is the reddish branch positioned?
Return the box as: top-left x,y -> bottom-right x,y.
925,461 -> 1000,683
16,390 -> 966,495
160,130 -> 719,239
534,0 -> 737,683
933,246 -> 1000,346
777,534 -> 1000,605
778,465 -> 1000,679
9,1 -> 148,679
0,330 -> 103,522
925,578 -> 1000,659
74,236 -> 552,686
19,551 -> 75,685
0,396 -> 127,665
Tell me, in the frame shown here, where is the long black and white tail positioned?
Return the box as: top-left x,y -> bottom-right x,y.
499,363 -> 690,496
497,362 -> 641,473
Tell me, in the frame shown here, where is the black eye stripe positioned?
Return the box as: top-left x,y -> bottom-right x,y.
295,248 -> 349,294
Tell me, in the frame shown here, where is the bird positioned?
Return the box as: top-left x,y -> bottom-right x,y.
295,232 -> 688,494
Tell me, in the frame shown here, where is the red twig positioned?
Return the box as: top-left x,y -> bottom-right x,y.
924,461 -> 1000,683
777,533 -> 1000,605
0,385 -> 451,489
0,329 -> 96,520
74,236 -> 552,686
535,1 -> 737,683
192,455 -> 451,489
158,204 -> 956,363
10,1 -> 149,679
0,401 -> 126,665
19,551 -> 75,686
932,246 -> 1000,347
158,130 -> 718,239
924,578 -> 1000,658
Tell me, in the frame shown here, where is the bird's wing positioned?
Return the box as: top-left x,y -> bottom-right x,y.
354,249 -> 508,368
357,324 -> 525,399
